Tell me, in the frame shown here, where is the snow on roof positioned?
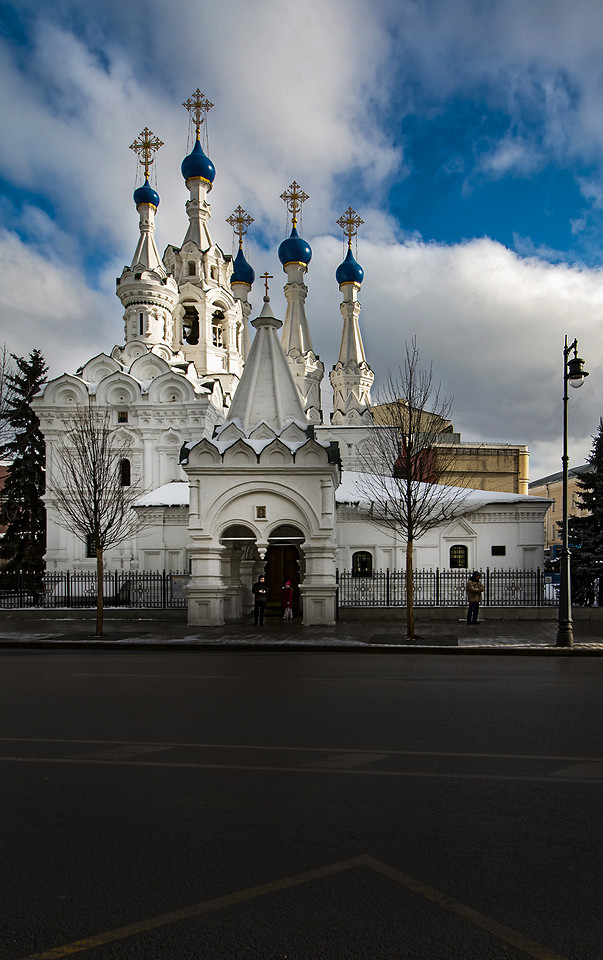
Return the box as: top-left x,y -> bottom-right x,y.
134,473 -> 551,513
135,482 -> 189,507
336,471 -> 551,514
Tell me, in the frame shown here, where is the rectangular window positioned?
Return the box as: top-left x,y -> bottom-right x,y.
85,535 -> 96,559
491,545 -> 506,556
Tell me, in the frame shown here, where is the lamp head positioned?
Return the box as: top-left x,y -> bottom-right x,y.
567,354 -> 589,388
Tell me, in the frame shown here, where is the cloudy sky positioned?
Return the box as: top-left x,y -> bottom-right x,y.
1,0 -> 602,481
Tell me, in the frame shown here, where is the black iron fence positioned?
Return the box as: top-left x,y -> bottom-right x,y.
0,571 -> 189,609
337,568 -> 566,608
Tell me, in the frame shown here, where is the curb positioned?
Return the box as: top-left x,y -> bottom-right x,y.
1,640 -> 602,655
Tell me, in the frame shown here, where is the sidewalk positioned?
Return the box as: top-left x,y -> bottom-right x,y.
0,609 -> 601,653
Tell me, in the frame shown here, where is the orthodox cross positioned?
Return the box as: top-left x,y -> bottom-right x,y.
183,88 -> 214,135
337,206 -> 364,247
226,206 -> 254,248
280,180 -> 309,229
129,127 -> 164,180
260,271 -> 273,297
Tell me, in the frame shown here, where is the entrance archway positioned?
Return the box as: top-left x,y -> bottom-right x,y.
265,525 -> 305,615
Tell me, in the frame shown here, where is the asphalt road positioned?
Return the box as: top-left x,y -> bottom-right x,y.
1,650 -> 602,959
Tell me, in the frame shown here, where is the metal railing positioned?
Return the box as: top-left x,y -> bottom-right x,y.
336,568 -> 558,608
0,571 -> 189,609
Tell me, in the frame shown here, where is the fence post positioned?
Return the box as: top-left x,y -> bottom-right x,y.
386,569 -> 390,607
486,567 -> 490,606
536,567 -> 541,606
436,568 -> 440,606
335,568 -> 339,620
162,571 -> 167,609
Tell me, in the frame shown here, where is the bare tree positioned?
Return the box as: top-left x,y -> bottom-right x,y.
356,339 -> 472,640
52,403 -> 146,636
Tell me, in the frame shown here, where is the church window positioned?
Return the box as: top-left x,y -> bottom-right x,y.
212,309 -> 225,347
117,411 -> 128,423
352,551 -> 373,577
188,261 -> 196,277
449,544 -> 468,569
491,545 -> 506,556
139,312 -> 144,335
120,459 -> 131,486
211,266 -> 218,281
182,306 -> 199,345
85,534 -> 96,559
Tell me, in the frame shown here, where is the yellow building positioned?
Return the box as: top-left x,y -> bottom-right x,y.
529,465 -> 590,551
370,403 -> 530,494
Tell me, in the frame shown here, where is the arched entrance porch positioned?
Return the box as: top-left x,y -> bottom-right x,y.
264,525 -> 305,616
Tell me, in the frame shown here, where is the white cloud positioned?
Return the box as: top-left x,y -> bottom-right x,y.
303,235 -> 603,481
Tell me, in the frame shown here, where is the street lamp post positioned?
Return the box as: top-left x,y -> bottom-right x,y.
556,336 -> 589,647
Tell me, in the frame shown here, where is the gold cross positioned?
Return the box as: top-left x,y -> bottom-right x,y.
280,181 -> 309,228
337,207 -> 364,246
226,206 -> 254,247
260,272 -> 273,297
183,88 -> 214,134
129,127 -> 164,180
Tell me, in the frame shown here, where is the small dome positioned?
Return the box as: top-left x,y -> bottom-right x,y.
278,226 -> 312,266
181,137 -> 216,184
231,247 -> 255,287
336,246 -> 364,285
133,179 -> 160,208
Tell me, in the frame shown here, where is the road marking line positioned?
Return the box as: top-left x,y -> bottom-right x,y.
0,737 -> 601,764
74,744 -> 172,760
363,856 -> 567,960
18,856 -> 368,958
17,854 -> 567,960
549,762 -> 603,779
301,752 -> 389,768
1,756 -> 602,784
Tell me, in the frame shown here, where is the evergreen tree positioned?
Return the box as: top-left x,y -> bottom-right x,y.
568,419 -> 603,605
0,350 -> 48,572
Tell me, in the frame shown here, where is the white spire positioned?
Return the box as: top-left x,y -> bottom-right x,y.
131,197 -> 162,272
226,296 -> 306,434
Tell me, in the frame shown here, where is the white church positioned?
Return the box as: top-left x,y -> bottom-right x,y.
33,91 -> 550,625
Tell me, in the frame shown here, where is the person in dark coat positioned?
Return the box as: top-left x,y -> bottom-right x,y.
281,580 -> 293,621
252,575 -> 268,626
466,570 -> 484,624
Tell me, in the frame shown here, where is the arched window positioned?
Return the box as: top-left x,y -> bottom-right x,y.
212,309 -> 225,347
182,305 -> 199,345
188,261 -> 196,277
449,544 -> 468,569
120,459 -> 131,487
352,551 -> 373,577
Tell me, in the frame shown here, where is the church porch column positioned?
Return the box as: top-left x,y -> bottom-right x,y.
187,543 -> 228,625
299,544 -> 337,625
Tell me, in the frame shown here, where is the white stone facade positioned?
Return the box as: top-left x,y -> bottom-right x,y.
32,108 -> 550,625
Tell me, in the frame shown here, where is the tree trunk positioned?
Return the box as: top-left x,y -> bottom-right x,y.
96,547 -> 104,637
406,539 -> 415,639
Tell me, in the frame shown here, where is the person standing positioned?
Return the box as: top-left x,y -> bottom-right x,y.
466,570 -> 484,624
252,575 -> 268,626
281,580 -> 293,621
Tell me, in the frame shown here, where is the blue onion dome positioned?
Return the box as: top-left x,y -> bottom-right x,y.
133,178 -> 160,208
278,225 -> 312,266
181,136 -> 216,184
336,245 -> 364,285
231,246 -> 255,286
